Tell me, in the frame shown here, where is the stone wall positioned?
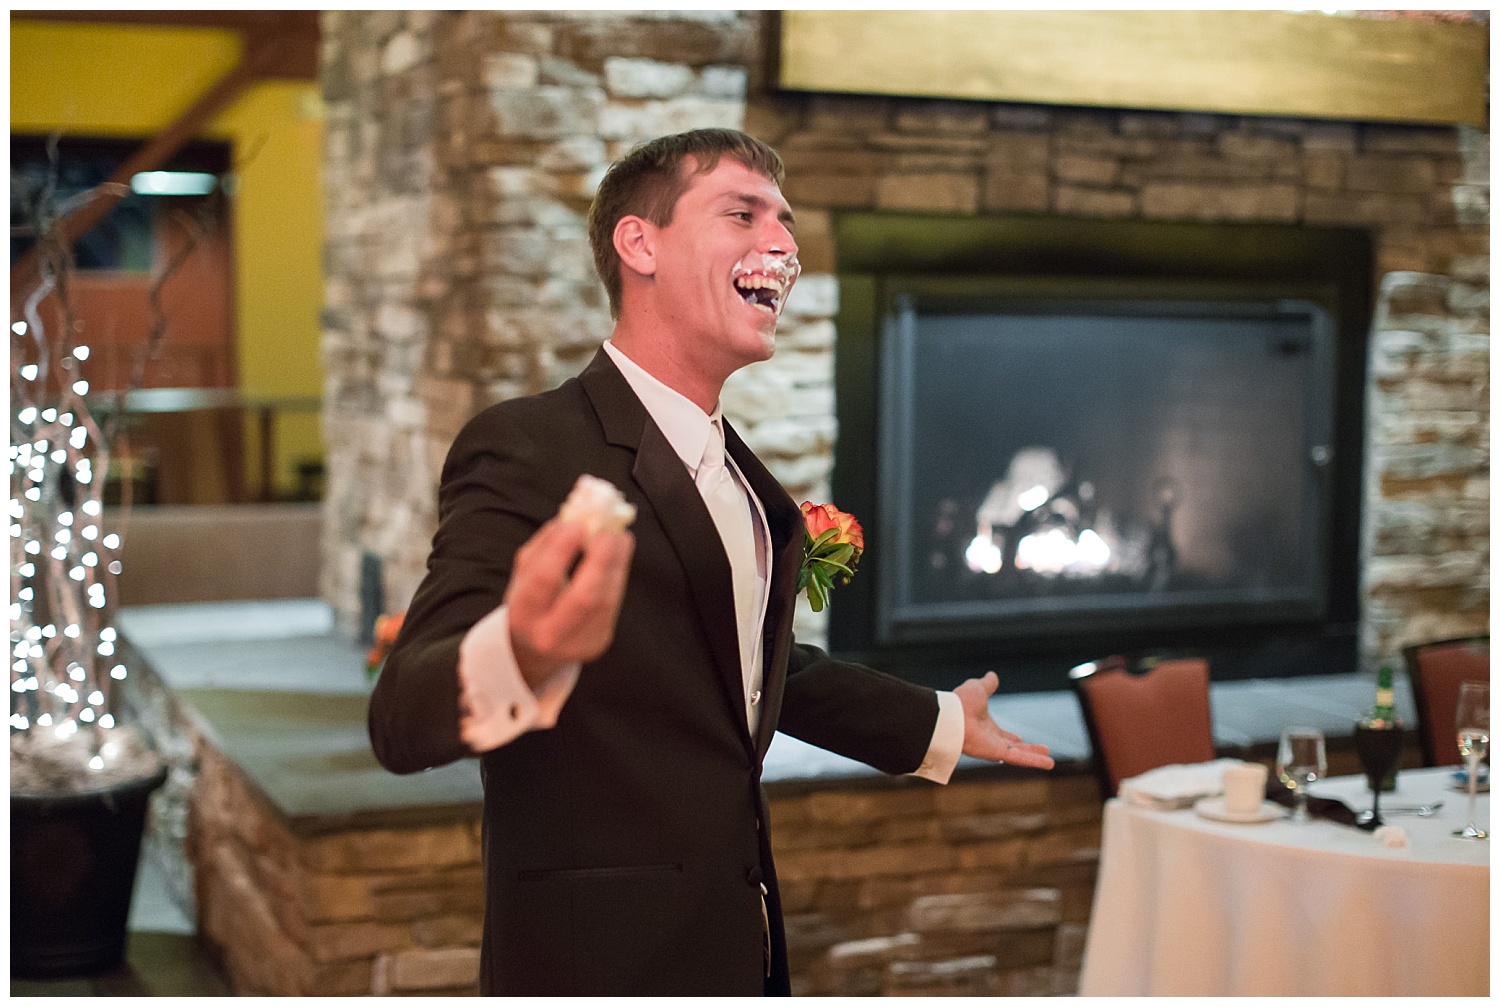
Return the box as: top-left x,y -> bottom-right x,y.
321,10 -> 1487,671
188,725 -> 1104,996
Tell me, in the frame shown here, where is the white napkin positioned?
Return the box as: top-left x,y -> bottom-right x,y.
1119,759 -> 1247,810
1374,824 -> 1409,848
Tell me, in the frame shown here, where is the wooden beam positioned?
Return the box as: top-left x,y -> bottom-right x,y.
9,10 -> 321,78
778,11 -> 1488,128
12,36 -> 286,293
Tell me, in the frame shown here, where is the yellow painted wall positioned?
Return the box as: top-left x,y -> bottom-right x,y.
11,20 -> 325,497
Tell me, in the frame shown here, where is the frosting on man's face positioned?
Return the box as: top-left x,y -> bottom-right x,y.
730,250 -> 801,319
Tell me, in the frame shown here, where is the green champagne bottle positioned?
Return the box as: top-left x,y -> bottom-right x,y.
1373,664 -> 1397,726
1365,664 -> 1400,791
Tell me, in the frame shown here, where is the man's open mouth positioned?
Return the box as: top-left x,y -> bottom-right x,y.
733,272 -> 787,314
731,252 -> 800,317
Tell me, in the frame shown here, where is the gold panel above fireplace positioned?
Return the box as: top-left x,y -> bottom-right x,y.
777,10 -> 1486,127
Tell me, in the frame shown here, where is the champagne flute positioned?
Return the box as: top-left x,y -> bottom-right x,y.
1276,727 -> 1327,823
1453,682 -> 1489,841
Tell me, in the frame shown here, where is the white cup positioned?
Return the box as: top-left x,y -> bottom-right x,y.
1222,762 -> 1269,815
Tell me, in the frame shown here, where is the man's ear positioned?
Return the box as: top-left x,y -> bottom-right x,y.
613,215 -> 656,279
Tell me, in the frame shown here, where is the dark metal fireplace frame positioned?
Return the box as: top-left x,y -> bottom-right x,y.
828,211 -> 1375,693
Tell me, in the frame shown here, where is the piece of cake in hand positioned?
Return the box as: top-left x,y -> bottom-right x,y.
557,474 -> 637,536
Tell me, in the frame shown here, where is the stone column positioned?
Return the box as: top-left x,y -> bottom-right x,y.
321,11 -> 840,643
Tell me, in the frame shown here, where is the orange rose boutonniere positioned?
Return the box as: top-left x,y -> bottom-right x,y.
365,611 -> 406,680
798,502 -> 865,613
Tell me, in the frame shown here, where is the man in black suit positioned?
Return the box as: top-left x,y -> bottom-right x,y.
368,128 -> 1053,995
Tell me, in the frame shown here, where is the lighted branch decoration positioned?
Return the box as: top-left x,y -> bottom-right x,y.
9,140 -> 214,791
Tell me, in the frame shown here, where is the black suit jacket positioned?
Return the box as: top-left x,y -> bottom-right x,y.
368,350 -> 940,995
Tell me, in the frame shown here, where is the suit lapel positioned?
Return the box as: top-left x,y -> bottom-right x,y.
723,420 -> 805,761
579,351 -> 754,756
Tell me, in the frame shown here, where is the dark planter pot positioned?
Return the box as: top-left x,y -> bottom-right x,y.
11,765 -> 169,979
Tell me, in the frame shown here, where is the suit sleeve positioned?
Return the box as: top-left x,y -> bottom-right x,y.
367,406 -> 561,775
774,641 -> 943,777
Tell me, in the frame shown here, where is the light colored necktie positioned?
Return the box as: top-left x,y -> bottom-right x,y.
696,419 -> 763,730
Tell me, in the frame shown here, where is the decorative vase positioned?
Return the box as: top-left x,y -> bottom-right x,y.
10,765 -> 169,979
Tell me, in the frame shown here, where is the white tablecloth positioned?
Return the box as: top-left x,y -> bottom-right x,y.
1080,766 -> 1490,996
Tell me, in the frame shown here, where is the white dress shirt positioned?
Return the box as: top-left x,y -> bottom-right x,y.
456,340 -> 964,783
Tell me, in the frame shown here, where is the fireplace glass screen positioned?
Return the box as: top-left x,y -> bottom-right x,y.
878,295 -> 1335,644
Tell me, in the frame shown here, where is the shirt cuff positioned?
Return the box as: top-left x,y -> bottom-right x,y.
457,604 -> 580,753
907,690 -> 965,785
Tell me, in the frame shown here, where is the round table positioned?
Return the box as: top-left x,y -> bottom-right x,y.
1079,765 -> 1489,996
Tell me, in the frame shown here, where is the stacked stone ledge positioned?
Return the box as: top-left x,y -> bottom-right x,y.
190,723 -> 1101,995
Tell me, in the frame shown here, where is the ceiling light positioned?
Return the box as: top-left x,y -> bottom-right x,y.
130,171 -> 218,196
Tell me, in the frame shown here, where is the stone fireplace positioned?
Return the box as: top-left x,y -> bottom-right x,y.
321,10 -> 1488,674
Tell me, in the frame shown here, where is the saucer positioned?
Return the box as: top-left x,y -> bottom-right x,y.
1193,796 -> 1285,824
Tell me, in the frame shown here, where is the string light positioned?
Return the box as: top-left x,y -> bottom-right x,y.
12,282 -> 132,772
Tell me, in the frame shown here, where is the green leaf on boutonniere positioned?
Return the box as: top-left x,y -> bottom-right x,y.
812,557 -> 852,578
824,543 -> 854,566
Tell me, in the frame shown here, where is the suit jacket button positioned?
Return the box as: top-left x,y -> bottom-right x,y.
746,865 -> 763,886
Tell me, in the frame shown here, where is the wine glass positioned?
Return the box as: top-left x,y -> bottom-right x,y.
1453,682 -> 1489,841
1276,727 -> 1327,823
1353,720 -> 1403,828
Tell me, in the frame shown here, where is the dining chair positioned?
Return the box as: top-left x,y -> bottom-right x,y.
1069,655 -> 1217,799
1403,635 -> 1490,767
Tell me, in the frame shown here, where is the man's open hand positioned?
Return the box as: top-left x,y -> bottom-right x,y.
506,518 -> 635,689
956,671 -> 1055,769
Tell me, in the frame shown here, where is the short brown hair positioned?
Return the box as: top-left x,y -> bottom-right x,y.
587,128 -> 785,318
